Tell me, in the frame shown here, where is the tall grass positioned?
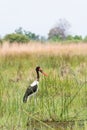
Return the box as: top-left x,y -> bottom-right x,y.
1,42 -> 87,56
0,42 -> 87,130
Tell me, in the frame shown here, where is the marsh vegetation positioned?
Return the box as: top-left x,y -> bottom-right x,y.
0,42 -> 87,130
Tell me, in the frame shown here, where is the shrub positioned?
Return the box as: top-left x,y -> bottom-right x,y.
73,35 -> 82,40
4,33 -> 29,43
0,39 -> 3,44
83,36 -> 87,42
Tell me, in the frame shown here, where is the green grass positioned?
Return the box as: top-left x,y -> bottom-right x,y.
0,54 -> 87,130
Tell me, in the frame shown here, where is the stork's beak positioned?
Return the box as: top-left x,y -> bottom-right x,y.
39,68 -> 48,76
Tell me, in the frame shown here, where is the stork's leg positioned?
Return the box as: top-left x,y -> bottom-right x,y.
33,92 -> 37,106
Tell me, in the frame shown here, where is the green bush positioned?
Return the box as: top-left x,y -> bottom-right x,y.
73,35 -> 82,40
83,36 -> 87,42
0,39 -> 3,44
48,35 -> 62,42
66,35 -> 74,40
4,33 -> 29,43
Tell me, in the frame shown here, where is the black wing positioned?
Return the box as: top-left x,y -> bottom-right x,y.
23,85 -> 38,103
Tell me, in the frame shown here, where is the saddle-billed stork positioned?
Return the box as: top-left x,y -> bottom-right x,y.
23,66 -> 48,103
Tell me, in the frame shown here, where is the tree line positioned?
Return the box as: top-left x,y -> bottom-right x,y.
0,19 -> 87,44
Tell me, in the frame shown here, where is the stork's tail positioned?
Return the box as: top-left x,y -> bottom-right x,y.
23,94 -> 27,103
23,87 -> 30,103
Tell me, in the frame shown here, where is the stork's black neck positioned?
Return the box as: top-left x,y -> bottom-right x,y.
36,71 -> 39,81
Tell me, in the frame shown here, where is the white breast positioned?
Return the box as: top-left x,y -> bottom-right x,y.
30,80 -> 39,87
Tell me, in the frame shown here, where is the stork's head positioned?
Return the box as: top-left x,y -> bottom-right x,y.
35,66 -> 48,76
36,66 -> 40,72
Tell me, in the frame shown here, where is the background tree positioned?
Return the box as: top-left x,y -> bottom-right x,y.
15,27 -> 40,41
48,18 -> 71,40
24,30 -> 39,41
15,27 -> 23,35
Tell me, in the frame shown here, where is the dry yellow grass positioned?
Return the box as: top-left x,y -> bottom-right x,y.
0,42 -> 87,56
